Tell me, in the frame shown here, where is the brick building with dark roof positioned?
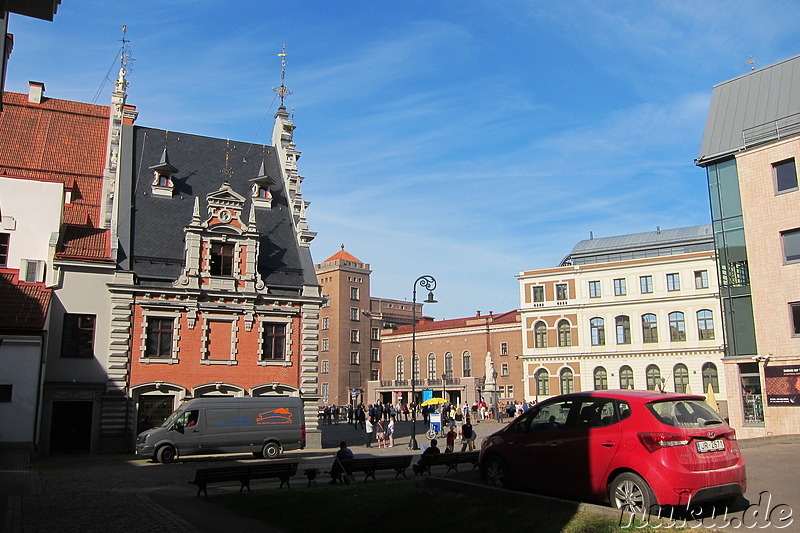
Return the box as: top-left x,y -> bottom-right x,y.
0,66 -> 322,454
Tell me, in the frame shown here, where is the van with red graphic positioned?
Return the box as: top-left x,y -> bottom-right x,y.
136,396 -> 306,463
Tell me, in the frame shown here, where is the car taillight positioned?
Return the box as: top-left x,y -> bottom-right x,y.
723,429 -> 737,440
638,432 -> 691,453
301,424 -> 306,440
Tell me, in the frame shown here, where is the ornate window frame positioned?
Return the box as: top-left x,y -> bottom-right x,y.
139,310 -> 181,364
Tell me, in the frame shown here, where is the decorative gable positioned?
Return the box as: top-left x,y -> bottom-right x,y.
174,182 -> 265,294
206,181 -> 247,230
149,148 -> 178,198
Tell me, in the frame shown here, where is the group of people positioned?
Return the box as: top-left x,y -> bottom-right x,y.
366,415 -> 396,448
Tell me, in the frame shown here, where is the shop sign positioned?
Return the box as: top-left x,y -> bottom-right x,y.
765,365 -> 800,406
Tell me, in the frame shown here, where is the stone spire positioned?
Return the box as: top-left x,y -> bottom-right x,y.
101,25 -> 137,260
270,47 -> 315,248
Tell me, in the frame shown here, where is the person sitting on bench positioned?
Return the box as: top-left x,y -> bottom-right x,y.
412,439 -> 440,474
329,441 -> 354,484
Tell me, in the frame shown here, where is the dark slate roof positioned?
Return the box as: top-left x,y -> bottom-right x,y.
696,54 -> 800,166
127,127 -> 306,291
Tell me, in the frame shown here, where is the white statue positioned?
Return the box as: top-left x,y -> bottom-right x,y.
484,352 -> 496,384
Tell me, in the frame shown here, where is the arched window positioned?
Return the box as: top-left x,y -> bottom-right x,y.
590,317 -> 605,346
697,310 -> 715,340
557,320 -> 572,347
593,367 -> 608,390
669,312 -> 686,341
396,355 -> 404,381
619,365 -> 634,390
428,353 -> 436,381
534,321 -> 548,348
615,315 -> 631,344
462,351 -> 472,378
412,353 -> 420,381
642,313 -> 658,343
560,367 -> 574,394
535,368 -> 550,396
646,364 -> 661,391
702,362 -> 719,393
673,363 -> 689,393
444,352 -> 453,379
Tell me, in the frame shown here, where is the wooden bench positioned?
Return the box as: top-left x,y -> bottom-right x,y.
413,451 -> 480,475
332,455 -> 413,483
189,461 -> 299,497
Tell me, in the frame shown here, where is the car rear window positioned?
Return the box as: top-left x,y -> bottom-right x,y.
646,399 -> 724,429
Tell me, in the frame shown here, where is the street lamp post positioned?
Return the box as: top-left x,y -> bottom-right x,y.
409,275 -> 437,451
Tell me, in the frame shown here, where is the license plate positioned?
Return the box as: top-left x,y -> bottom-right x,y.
696,439 -> 725,453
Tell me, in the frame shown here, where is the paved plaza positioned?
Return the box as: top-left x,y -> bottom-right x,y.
0,417 -> 502,532
4,418 -> 797,532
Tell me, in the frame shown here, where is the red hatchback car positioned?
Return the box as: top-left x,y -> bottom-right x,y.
480,390 -> 746,512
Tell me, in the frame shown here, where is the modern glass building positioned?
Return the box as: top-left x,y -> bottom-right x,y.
696,54 -> 800,437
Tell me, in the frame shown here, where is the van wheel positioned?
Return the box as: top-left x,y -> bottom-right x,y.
262,442 -> 281,459
610,472 -> 656,514
156,445 -> 176,464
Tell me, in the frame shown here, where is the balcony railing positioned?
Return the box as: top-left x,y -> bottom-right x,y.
743,112 -> 800,149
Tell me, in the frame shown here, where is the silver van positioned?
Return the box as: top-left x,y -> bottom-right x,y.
136,396 -> 305,463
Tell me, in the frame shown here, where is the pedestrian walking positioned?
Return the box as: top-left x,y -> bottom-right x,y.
386,416 -> 396,447
365,417 -> 374,447
375,419 -> 386,448
460,417 -> 475,452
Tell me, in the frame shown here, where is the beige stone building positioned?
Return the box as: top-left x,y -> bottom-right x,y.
696,54 -> 800,437
315,248 -> 418,406
370,310 -> 523,410
518,226 -> 729,415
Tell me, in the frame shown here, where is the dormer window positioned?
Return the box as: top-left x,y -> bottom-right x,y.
210,242 -> 235,276
64,178 -> 77,204
249,161 -> 273,209
149,147 -> 178,198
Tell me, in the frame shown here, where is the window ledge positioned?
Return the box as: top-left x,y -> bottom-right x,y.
201,359 -> 238,366
140,357 -> 180,364
258,360 -> 291,367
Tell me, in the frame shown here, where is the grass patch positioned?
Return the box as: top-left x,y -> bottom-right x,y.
212,478 -> 712,533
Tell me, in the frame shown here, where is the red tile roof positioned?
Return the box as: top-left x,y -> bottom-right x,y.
323,248 -> 363,263
0,91 -> 112,260
0,269 -> 52,332
386,310 -> 520,335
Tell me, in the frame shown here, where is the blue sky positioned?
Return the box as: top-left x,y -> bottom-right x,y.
7,1 -> 800,320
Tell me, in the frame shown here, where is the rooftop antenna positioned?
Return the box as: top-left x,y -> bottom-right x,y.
91,24 -> 133,104
273,44 -> 293,106
745,56 -> 755,71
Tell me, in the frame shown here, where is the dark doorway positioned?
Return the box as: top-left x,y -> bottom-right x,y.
50,401 -> 93,454
137,396 -> 174,434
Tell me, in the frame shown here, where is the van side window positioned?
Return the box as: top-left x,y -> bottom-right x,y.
178,410 -> 199,427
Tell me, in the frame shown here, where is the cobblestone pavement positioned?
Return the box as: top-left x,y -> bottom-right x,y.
0,417 -> 504,533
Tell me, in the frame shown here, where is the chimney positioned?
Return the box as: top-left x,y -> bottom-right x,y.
28,81 -> 45,104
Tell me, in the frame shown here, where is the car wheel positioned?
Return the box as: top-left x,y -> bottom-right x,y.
483,456 -> 512,489
156,445 -> 176,464
609,472 -> 656,514
262,442 -> 281,459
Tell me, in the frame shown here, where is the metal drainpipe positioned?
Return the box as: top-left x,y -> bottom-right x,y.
33,330 -> 47,455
